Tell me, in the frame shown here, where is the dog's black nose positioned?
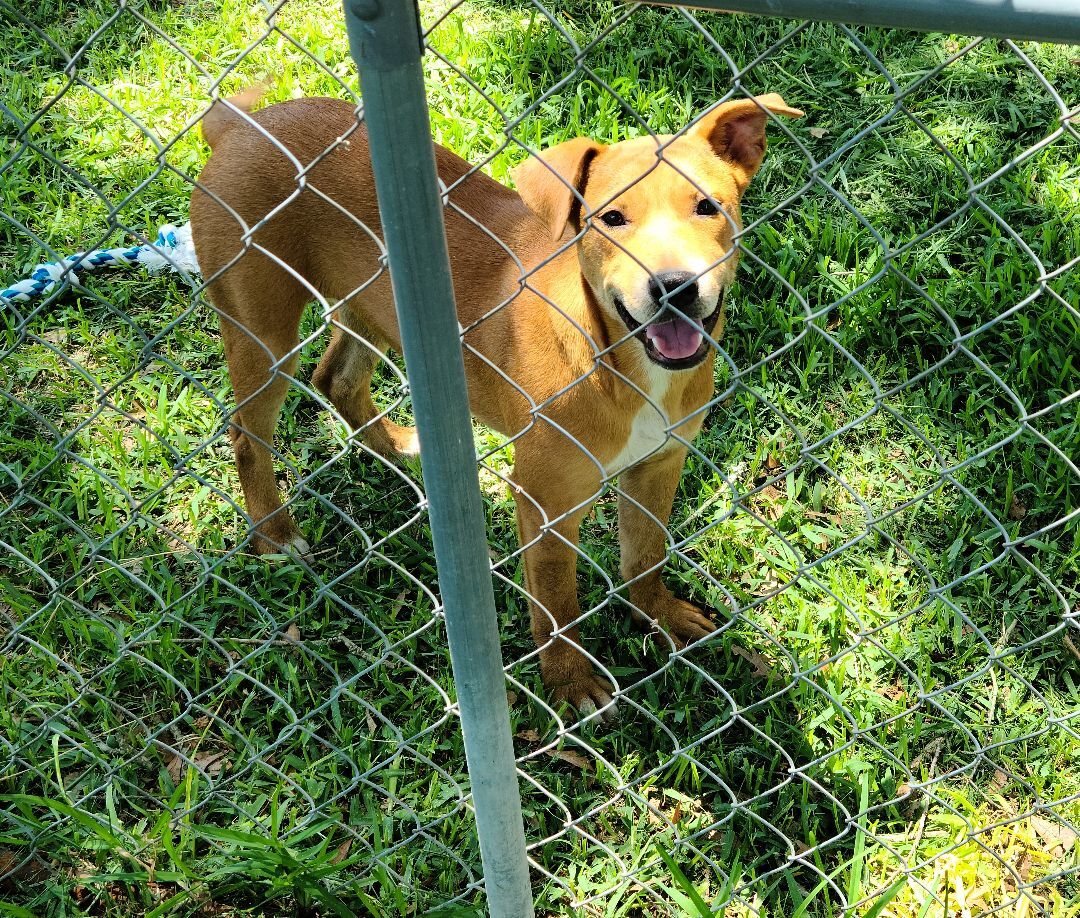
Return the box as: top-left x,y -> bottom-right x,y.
649,271 -> 699,312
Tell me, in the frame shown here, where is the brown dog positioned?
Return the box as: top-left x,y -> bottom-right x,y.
190,90 -> 801,713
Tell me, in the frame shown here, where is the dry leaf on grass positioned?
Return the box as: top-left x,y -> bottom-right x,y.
743,568 -> 782,598
757,484 -> 786,521
165,752 -> 185,783
878,680 -> 907,701
166,750 -> 228,783
1030,816 -> 1079,857
546,747 -> 591,769
1016,850 -> 1034,882
0,848 -> 49,889
732,644 -> 773,679
331,838 -> 353,864
191,750 -> 228,779
38,329 -> 69,347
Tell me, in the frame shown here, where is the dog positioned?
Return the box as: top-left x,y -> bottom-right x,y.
190,89 -> 802,713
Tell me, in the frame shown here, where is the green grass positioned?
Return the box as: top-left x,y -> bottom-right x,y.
1,0 -> 1079,914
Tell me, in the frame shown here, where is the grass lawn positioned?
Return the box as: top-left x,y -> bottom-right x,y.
1,0 -> 1079,914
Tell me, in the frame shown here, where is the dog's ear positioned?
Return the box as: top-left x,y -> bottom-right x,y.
512,138 -> 604,240
693,93 -> 803,187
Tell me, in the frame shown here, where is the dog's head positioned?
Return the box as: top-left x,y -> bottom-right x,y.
514,94 -> 802,370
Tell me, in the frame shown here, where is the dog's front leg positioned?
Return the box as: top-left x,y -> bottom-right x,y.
618,447 -> 716,648
512,457 -> 613,715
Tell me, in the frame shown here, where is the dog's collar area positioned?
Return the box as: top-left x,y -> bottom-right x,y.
614,291 -> 723,370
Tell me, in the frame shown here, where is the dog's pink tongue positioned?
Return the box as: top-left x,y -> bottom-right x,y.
645,316 -> 702,360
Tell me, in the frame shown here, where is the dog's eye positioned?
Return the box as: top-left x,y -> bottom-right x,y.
696,198 -> 721,216
600,210 -> 627,227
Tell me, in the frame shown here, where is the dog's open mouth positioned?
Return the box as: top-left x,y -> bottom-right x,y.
614,293 -> 723,370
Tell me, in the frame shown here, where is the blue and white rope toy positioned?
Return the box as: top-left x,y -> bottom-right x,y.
1,222 -> 201,305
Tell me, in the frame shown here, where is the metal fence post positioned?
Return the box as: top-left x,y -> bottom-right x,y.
341,1 -> 534,915
646,0 -> 1080,42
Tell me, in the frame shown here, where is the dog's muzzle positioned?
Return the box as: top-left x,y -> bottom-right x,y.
614,290 -> 724,370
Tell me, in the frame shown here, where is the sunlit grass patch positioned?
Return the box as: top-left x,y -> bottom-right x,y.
863,804 -> 1080,917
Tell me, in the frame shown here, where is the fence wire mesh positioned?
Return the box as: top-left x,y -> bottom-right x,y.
1,0 -> 1078,915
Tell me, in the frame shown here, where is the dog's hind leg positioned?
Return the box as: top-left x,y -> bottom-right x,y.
217,288 -> 309,557
312,307 -> 419,458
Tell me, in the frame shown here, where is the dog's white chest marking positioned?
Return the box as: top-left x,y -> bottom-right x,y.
604,368 -> 676,477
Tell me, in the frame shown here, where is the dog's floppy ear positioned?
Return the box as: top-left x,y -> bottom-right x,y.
512,138 -> 604,240
693,93 -> 803,187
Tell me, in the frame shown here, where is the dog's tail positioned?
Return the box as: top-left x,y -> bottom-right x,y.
200,83 -> 270,150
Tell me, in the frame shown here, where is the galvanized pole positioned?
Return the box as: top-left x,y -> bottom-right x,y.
651,0 -> 1080,43
341,1 -> 534,915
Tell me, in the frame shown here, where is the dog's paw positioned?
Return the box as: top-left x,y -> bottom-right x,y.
661,598 -> 718,649
396,426 -> 420,457
634,593 -> 718,650
255,532 -> 313,561
542,648 -> 617,721
283,535 -> 313,560
368,420 -> 420,459
550,670 -> 617,722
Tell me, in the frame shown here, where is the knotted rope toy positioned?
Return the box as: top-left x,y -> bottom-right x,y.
1,222 -> 201,305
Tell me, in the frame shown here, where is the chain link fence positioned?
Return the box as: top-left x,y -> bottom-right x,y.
2,0 -> 1078,914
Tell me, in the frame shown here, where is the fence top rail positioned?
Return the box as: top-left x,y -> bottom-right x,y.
644,0 -> 1080,44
